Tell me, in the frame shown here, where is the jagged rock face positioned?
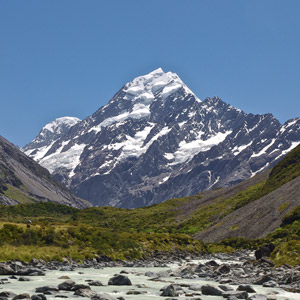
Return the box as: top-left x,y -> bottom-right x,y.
23,68 -> 300,208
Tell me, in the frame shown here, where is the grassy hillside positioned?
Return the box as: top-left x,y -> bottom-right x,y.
0,144 -> 299,263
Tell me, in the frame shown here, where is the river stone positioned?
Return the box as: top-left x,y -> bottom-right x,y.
160,284 -> 179,297
237,285 -> 256,293
248,295 -> 268,300
30,258 -> 39,265
222,291 -> 248,299
216,264 -> 231,274
74,289 -> 97,298
73,284 -> 91,291
201,284 -> 223,296
254,275 -> 272,285
88,280 -> 103,286
219,285 -> 234,292
0,292 -> 17,298
254,243 -> 275,260
108,275 -> 132,286
35,286 -> 59,293
145,271 -> 156,277
189,284 -> 202,291
262,281 -> 278,288
18,277 -> 30,281
126,291 -> 146,295
0,264 -> 15,275
92,293 -> 117,300
12,294 -> 30,300
205,260 -> 219,267
18,268 -> 45,276
31,295 -> 47,300
58,280 -> 75,291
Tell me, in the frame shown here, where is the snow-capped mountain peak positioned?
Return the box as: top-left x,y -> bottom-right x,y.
23,69 -> 300,209
23,116 -> 81,160
42,116 -> 81,134
123,68 -> 200,104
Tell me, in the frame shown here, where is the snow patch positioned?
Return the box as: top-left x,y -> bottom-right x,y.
39,143 -> 86,177
170,131 -> 232,165
89,104 -> 151,132
251,139 -> 276,158
159,175 -> 170,184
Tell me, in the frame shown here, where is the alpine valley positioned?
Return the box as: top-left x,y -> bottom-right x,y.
24,68 -> 300,208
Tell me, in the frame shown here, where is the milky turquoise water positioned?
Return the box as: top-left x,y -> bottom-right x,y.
0,261 -> 299,299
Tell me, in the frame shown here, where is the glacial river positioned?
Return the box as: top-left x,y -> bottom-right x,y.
1,260 -> 299,299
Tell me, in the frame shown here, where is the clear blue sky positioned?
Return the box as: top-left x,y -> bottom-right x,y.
1,0 -> 300,147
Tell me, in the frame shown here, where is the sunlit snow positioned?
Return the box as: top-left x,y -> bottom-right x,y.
39,143 -> 86,177
169,131 -> 232,165
43,117 -> 81,134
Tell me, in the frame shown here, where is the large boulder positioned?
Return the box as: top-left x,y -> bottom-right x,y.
12,294 -> 30,300
237,285 -> 256,293
0,291 -> 17,298
254,243 -> 275,260
74,289 -> 97,298
201,284 -> 223,296
35,286 -> 58,293
160,284 -> 179,297
58,280 -> 75,291
17,268 -> 45,276
0,264 -> 16,275
108,275 -> 132,286
216,264 -> 231,274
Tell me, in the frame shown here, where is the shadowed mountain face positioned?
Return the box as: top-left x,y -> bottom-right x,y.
24,68 -> 300,208
0,135 -> 89,208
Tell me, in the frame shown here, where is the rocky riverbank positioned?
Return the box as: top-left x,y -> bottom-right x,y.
0,251 -> 299,299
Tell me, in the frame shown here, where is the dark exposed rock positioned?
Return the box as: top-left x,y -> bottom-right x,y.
72,284 -> 90,291
0,291 -> 17,298
216,264 -> 231,274
18,277 -> 30,281
58,280 -> 75,291
237,285 -> 256,293
201,284 -> 223,296
160,284 -> 180,297
253,275 -> 272,285
222,290 -> 248,299
254,243 -> 275,260
108,275 -> 132,286
0,264 -> 16,275
35,286 -> 58,293
31,295 -> 47,300
88,280 -> 103,286
205,260 -> 219,267
12,294 -> 30,300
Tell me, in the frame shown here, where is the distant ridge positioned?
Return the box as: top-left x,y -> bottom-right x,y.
0,135 -> 89,208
